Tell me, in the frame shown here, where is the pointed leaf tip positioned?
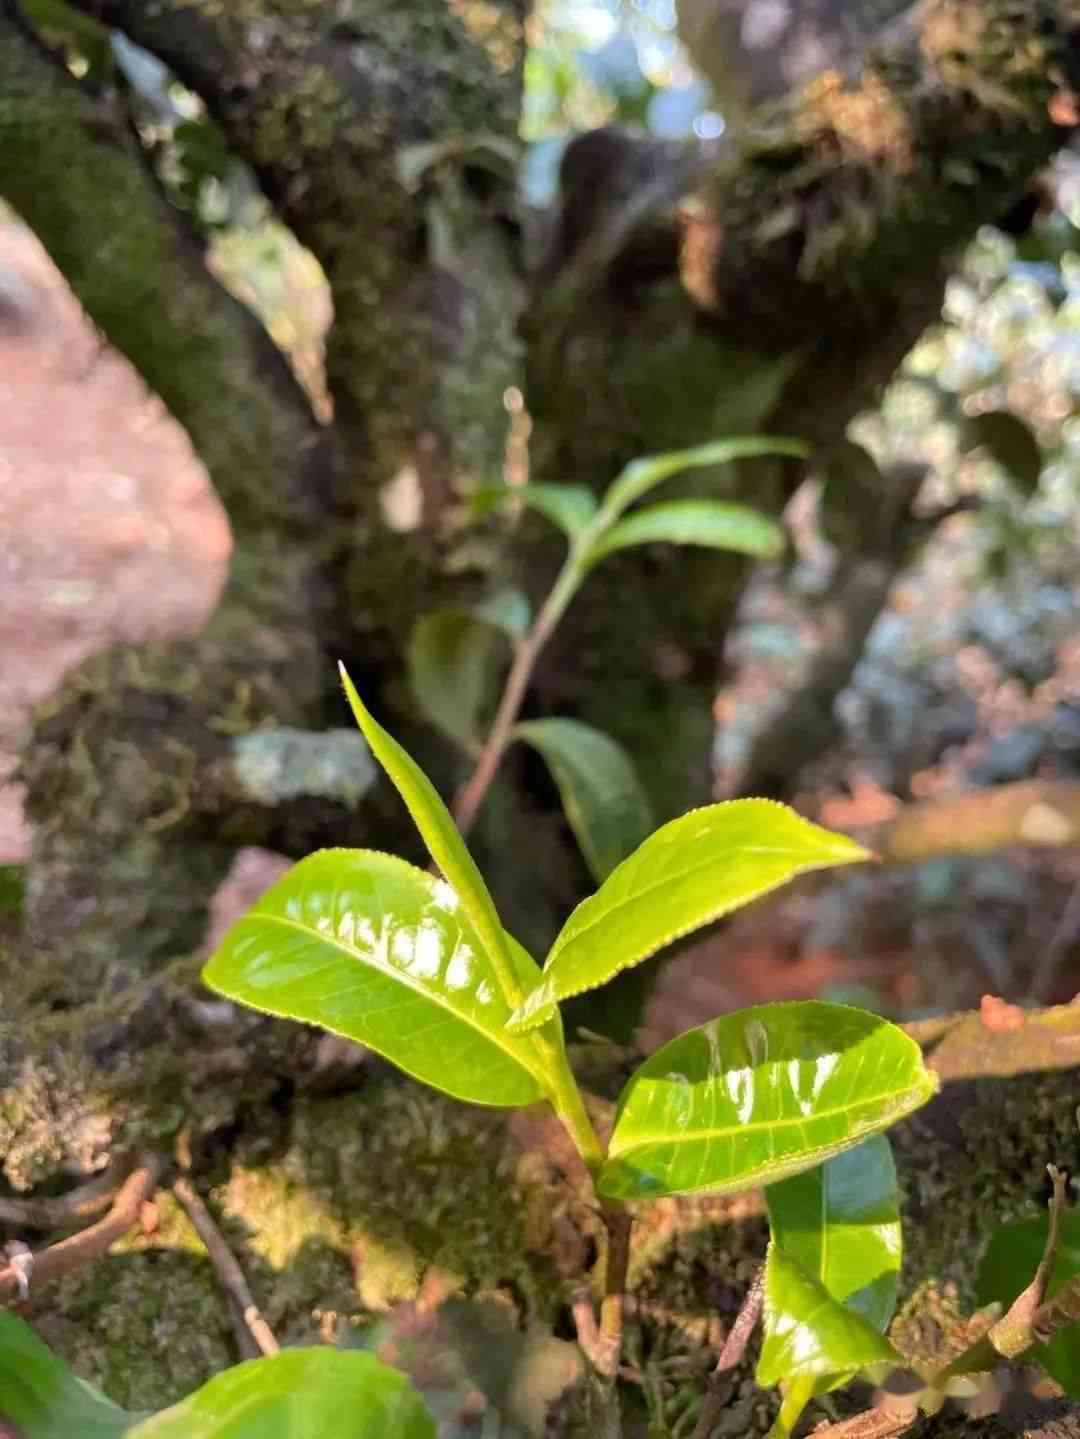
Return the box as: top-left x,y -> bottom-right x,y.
519,801 -> 871,1023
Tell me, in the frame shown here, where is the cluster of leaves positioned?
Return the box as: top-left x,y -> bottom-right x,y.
410,436 -> 802,882
189,667 -> 933,1436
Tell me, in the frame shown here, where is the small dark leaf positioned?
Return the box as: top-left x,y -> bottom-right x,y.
513,718 -> 654,881
968,410 -> 1042,496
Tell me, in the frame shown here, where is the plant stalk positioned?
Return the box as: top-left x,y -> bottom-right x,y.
597,1202 -> 634,1380
453,553 -> 583,834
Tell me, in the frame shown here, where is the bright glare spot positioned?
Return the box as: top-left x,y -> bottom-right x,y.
694,112 -> 726,139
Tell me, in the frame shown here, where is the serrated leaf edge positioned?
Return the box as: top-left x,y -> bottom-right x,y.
507,801 -> 870,1032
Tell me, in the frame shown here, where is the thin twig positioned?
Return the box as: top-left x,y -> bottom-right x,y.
171,1176 -> 279,1358
0,1154 -> 164,1304
0,1157 -> 127,1231
692,1264 -> 764,1439
807,1405 -> 919,1439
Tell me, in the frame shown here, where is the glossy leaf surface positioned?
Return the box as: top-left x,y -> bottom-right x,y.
756,1244 -> 900,1388
338,666 -> 516,1006
130,1349 -> 434,1438
977,1210 -> 1080,1395
507,801 -> 870,1032
513,718 -> 654,881
586,499 -> 784,565
0,1311 -> 137,1438
596,1002 -> 935,1200
603,437 -> 808,516
203,849 -> 551,1107
766,1136 -> 902,1335
407,610 -> 505,754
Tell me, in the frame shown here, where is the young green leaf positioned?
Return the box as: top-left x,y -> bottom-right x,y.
129,1348 -> 435,1438
977,1210 -> 1080,1395
408,610 -> 506,755
756,1243 -> 901,1389
766,1136 -> 902,1336
584,499 -> 785,567
602,437 -> 808,518
203,849 -> 554,1107
506,801 -> 870,1032
513,718 -> 654,882
473,482 -> 598,539
338,665 -> 521,1008
0,1311 -> 138,1439
596,1001 -> 936,1200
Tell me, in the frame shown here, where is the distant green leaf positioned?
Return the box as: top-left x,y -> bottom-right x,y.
203,849 -> 552,1107
513,718 -> 654,882
129,1349 -> 434,1438
471,587 -> 531,638
506,801 -> 870,1032
603,437 -> 808,518
596,1002 -> 936,1200
766,1137 -> 902,1337
585,499 -> 785,566
0,863 -> 24,916
977,1210 -> 1080,1395
472,483 -> 598,539
969,410 -> 1042,496
756,1244 -> 900,1389
408,611 -> 505,754
519,483 -> 599,538
338,665 -> 518,1008
0,1311 -> 137,1438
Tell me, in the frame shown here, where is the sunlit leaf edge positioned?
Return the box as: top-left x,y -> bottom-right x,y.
596,1002 -> 937,1199
756,1242 -> 902,1389
506,800 -> 871,1033
201,847 -> 555,1107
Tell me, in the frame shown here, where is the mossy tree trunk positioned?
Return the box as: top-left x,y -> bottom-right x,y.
2,0 -> 1080,1163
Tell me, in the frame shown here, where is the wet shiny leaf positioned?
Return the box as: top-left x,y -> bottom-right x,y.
338,665 -> 520,1012
603,437 -> 807,515
586,499 -> 784,566
756,1244 -> 900,1388
977,1210 -> 1080,1395
513,718 -> 653,881
596,1001 -> 936,1200
0,1311 -> 137,1438
203,849 -> 552,1107
129,1349 -> 434,1438
507,802 -> 870,1032
765,1136 -> 902,1337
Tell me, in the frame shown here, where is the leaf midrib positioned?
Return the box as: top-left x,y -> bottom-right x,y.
608,1080 -> 928,1159
243,908 -> 549,1089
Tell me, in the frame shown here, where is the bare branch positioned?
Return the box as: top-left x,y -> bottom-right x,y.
0,1155 -> 164,1304
171,1176 -> 278,1359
